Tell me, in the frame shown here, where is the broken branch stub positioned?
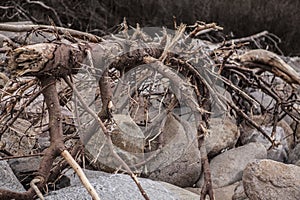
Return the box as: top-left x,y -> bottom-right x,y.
1,40 -> 98,199
8,43 -> 85,77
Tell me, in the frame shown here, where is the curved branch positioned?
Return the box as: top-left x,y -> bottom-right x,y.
63,76 -> 150,200
239,49 -> 300,86
0,24 -> 102,42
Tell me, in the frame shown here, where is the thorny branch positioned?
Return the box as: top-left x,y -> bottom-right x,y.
0,21 -> 299,200
64,76 -> 150,200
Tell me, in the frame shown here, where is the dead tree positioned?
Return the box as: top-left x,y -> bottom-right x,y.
0,22 -> 299,200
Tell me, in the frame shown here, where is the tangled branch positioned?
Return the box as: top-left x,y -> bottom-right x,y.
0,21 -> 299,200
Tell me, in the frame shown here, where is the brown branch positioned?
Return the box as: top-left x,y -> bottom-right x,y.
193,81 -> 213,200
0,80 -> 50,140
224,31 -> 269,46
0,6 -> 14,9
98,69 -> 113,121
187,22 -> 223,39
198,124 -> 214,200
0,153 -> 44,161
48,141 -> 84,183
0,76 -> 99,199
63,76 -> 150,200
41,77 -> 100,200
143,56 -> 206,114
30,177 -> 44,200
0,24 -> 101,42
0,77 -> 61,199
225,98 -> 274,144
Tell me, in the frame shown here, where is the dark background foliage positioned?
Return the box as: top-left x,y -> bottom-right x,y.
0,0 -> 299,55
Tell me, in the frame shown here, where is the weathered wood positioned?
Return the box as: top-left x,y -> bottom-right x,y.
239,49 -> 300,85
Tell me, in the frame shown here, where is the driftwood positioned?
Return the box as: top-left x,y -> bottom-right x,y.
0,22 -> 299,200
0,39 -> 100,199
0,23 -> 102,42
239,49 -> 300,85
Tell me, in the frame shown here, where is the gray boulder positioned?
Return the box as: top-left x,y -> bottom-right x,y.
243,159 -> 300,200
8,157 -> 41,183
187,181 -> 240,200
147,114 -> 201,187
247,126 -> 289,162
197,142 -> 267,188
111,114 -> 145,153
291,121 -> 300,143
45,169 -> 199,200
232,181 -> 249,200
240,116 -> 294,162
85,114 -> 145,173
158,182 -> 199,200
288,143 -> 300,166
0,158 -> 25,192
205,117 -> 240,158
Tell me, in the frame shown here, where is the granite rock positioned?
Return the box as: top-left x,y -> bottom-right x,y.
0,158 -> 25,192
205,117 -> 239,158
243,159 -> 300,200
45,169 -> 199,200
197,142 -> 267,188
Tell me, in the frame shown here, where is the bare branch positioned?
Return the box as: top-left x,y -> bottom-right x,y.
63,76 -> 150,200
0,24 -> 101,42
61,150 -> 100,200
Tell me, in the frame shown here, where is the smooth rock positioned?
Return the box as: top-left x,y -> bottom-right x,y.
112,114 -> 145,153
288,143 -> 300,166
291,121 -> 300,143
187,181 -> 240,200
8,157 -> 41,174
85,114 -> 145,173
240,115 -> 293,162
250,90 -> 275,113
244,126 -> 289,162
197,142 -> 267,188
232,181 -> 249,200
243,159 -> 300,200
287,57 -> 300,73
0,158 -> 25,192
277,120 -> 295,149
210,86 -> 232,118
159,182 -> 199,200
45,169 -> 199,200
8,157 -> 41,187
147,114 -> 201,187
205,117 -> 240,158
